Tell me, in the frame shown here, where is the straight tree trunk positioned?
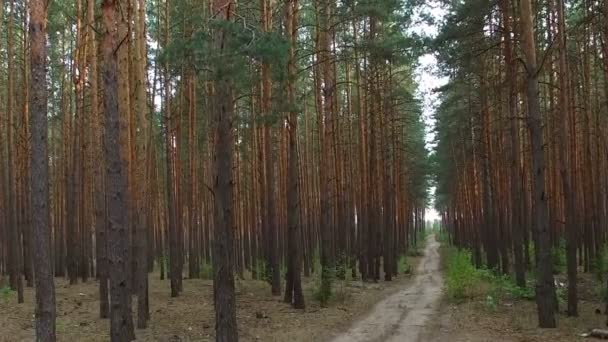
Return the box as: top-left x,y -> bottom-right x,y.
519,0 -> 557,327
211,0 -> 239,340
89,0 -> 110,318
284,0 -> 305,309
501,0 -> 525,287
101,0 -> 136,339
555,0 -> 577,316
29,0 -> 57,337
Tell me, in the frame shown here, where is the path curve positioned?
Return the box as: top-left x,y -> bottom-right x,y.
330,234 -> 443,342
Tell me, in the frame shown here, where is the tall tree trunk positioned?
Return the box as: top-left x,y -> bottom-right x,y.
501,0 -> 525,287
284,0 -> 305,309
101,0 -> 136,339
29,0 -> 57,337
318,0 -> 335,305
520,0 -> 557,327
90,0 -> 110,318
211,0 -> 239,340
555,0 -> 577,316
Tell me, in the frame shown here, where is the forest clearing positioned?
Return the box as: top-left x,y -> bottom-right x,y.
2,0 -> 608,338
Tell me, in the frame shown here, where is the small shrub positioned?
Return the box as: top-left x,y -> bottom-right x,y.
311,266 -> 334,305
484,294 -> 498,311
445,248 -> 482,300
200,261 -> 213,280
335,252 -> 348,280
309,251 -> 335,305
397,255 -> 411,274
551,239 -> 566,274
595,245 -> 608,282
252,260 -> 272,283
0,286 -> 13,301
488,273 -> 535,300
445,247 -> 536,306
406,248 -> 423,257
437,229 -> 449,243
56,321 -> 66,333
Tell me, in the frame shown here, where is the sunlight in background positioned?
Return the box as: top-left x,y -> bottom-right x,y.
410,1 -> 447,223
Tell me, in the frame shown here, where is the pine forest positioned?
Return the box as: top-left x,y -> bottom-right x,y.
1,0 -> 608,340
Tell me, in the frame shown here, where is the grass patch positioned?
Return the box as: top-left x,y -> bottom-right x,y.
397,255 -> 411,274
595,245 -> 608,282
444,247 -> 536,306
200,261 -> 213,280
551,239 -> 566,274
445,248 -> 484,300
0,286 -> 13,302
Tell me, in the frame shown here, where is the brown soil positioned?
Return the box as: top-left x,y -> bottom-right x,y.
0,258 -> 421,342
423,296 -> 608,341
421,260 -> 608,341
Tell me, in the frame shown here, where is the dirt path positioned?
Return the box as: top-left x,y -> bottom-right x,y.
330,234 -> 443,342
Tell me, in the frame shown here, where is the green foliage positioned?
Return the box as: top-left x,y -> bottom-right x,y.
406,248 -> 424,257
317,266 -> 334,306
482,271 -> 535,301
408,229 -> 429,256
436,228 -> 449,243
397,255 -> 411,274
309,250 -> 334,306
445,247 -> 535,303
551,239 -> 566,274
55,321 -> 66,333
160,254 -> 168,273
445,248 -> 482,300
484,294 -> 498,311
335,252 -> 351,280
0,286 -> 13,302
200,261 -> 213,280
595,245 -> 608,282
253,260 -> 272,283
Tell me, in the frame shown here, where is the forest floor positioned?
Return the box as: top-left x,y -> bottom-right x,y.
421,246 -> 608,342
0,255 -> 423,341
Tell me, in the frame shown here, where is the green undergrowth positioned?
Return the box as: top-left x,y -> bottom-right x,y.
200,261 -> 213,280
408,229 -> 429,257
594,244 -> 608,282
397,255 -> 411,274
310,250 -> 334,306
0,286 -> 13,302
444,247 -> 536,310
308,249 -> 413,306
551,239 -> 566,274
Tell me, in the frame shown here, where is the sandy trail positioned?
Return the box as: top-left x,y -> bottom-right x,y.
330,234 -> 443,342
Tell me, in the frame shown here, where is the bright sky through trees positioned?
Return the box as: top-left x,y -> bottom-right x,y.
412,1 -> 447,222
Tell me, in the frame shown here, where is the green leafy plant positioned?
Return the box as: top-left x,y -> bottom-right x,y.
200,261 -> 213,280
551,239 -> 566,274
484,294 -> 498,311
595,244 -> 608,282
253,260 -> 271,283
445,248 -> 482,300
0,286 -> 14,303
309,250 -> 334,306
397,255 -> 411,274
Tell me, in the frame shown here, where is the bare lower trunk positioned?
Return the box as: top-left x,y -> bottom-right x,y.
520,0 -> 556,327
211,1 -> 238,340
284,0 -> 304,309
101,0 -> 136,339
29,0 -> 57,338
